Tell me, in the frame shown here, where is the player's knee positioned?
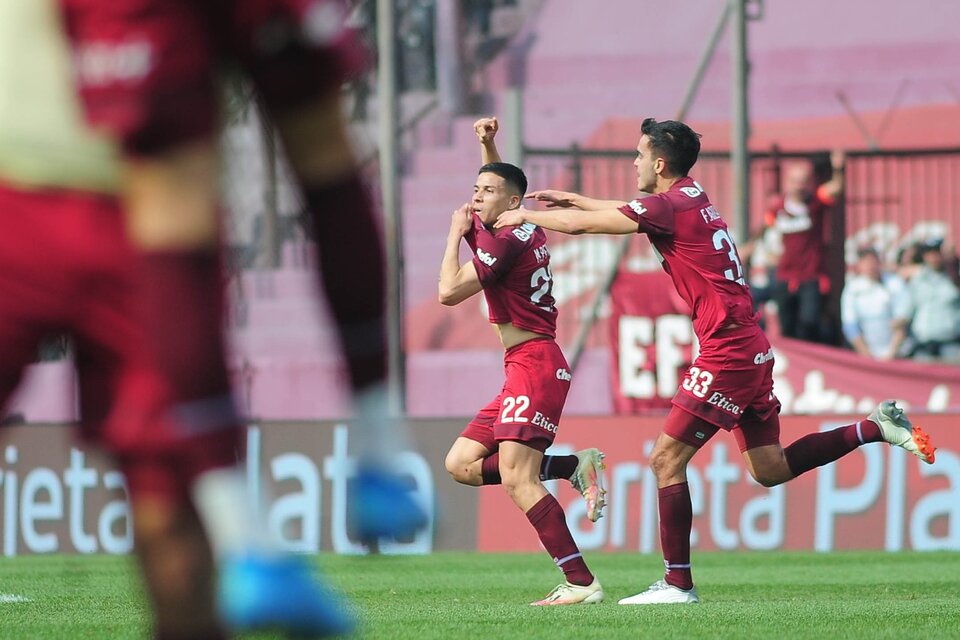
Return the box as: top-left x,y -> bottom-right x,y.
649,447 -> 685,481
499,464 -> 536,493
443,452 -> 472,485
750,466 -> 790,488
500,476 -> 533,502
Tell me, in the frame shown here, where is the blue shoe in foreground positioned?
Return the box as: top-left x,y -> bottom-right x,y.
350,468 -> 429,542
218,553 -> 355,637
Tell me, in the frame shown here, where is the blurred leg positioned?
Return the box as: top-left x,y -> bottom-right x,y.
130,493 -> 225,640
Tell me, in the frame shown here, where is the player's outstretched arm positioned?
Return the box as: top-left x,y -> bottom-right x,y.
474,117 -> 502,164
818,149 -> 846,202
439,203 -> 484,305
494,206 -> 635,236
526,190 -> 628,211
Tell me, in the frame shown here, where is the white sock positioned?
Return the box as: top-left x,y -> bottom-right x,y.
191,466 -> 271,558
353,382 -> 415,466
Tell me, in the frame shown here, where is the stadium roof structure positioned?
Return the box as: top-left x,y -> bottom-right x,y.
493,0 -> 960,150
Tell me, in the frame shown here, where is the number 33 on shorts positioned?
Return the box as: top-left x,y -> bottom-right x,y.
681,367 -> 714,398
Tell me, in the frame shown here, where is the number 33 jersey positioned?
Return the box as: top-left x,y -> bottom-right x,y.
618,177 -> 758,341
464,214 -> 558,339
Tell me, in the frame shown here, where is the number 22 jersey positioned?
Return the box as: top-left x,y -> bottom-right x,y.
618,176 -> 758,342
464,214 -> 558,339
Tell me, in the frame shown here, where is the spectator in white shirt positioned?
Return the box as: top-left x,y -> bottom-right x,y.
841,248 -> 910,360
907,239 -> 960,361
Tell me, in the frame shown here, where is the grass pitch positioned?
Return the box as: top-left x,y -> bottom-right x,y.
0,551 -> 957,639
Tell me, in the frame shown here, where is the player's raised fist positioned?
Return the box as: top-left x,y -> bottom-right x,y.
830,149 -> 846,171
473,117 -> 499,143
526,190 -> 574,208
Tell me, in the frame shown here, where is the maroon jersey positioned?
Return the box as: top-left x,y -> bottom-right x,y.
766,186 -> 834,284
465,215 -> 558,338
618,177 -> 757,341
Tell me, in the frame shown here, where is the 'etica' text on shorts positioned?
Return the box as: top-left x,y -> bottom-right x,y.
531,411 -> 559,434
707,391 -> 741,416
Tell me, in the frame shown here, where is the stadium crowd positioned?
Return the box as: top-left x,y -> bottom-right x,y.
841,238 -> 960,363
745,227 -> 960,363
739,152 -> 960,364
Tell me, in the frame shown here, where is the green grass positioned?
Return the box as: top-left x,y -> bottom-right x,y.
0,551 -> 958,639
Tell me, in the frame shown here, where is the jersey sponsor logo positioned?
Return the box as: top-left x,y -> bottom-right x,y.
556,368 -> 572,381
534,245 -> 550,263
476,248 -> 497,266
753,348 -> 775,365
707,391 -> 742,416
628,200 -> 647,216
511,222 -> 537,242
679,186 -> 703,198
531,411 -> 559,434
776,211 -> 813,234
700,205 -> 721,223
75,41 -> 153,86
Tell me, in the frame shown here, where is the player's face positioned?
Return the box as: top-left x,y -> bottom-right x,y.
921,248 -> 943,271
858,253 -> 881,280
784,164 -> 814,198
473,172 -> 520,225
634,136 -> 660,192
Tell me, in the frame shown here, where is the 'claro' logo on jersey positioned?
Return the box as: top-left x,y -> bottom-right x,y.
754,348 -> 774,365
511,222 -> 537,242
476,248 -> 497,266
679,186 -> 702,198
556,368 -> 572,381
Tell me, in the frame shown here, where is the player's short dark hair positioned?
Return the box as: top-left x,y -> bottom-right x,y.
479,162 -> 528,197
641,118 -> 702,176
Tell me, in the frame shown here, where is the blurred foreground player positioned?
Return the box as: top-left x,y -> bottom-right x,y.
440,118 -> 605,605
496,117 -> 937,604
56,0 -> 425,636
0,2 -> 349,639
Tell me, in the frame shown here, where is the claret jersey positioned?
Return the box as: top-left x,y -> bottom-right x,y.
766,186 -> 834,284
464,215 -> 558,338
618,177 -> 758,341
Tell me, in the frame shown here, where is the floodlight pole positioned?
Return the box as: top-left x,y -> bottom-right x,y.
731,0 -> 751,243
567,3 -> 732,371
377,0 -> 405,414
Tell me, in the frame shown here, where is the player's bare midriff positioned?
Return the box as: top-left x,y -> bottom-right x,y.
495,322 -> 550,350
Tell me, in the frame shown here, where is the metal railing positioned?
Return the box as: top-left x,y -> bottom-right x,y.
520,145 -> 960,364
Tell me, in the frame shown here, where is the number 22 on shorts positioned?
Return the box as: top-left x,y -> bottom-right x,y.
500,395 -> 530,423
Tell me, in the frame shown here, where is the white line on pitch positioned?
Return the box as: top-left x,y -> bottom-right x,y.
0,594 -> 29,604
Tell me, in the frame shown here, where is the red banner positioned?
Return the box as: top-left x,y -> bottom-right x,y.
477,414 -> 960,553
610,272 -> 960,415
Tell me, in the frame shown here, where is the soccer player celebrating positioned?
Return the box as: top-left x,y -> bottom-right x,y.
440,118 -> 606,606
495,117 -> 936,605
